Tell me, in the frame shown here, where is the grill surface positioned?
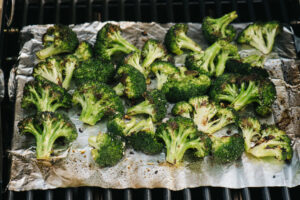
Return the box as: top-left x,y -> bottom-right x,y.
1,0 -> 300,199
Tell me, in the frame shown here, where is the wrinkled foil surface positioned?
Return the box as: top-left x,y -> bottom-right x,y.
8,22 -> 300,191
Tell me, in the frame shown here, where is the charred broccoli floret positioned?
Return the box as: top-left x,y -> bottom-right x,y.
21,77 -> 72,112
241,54 -> 266,68
94,23 -> 139,61
127,89 -> 167,122
189,96 -> 236,134
73,41 -> 93,61
73,58 -> 115,86
157,117 -> 212,165
210,134 -> 244,163
141,39 -> 167,70
18,112 -> 77,159
202,11 -> 238,43
62,55 -> 78,89
36,25 -> 79,60
237,21 -> 281,54
164,24 -> 202,55
113,64 -> 146,99
171,101 -> 193,118
238,117 -> 261,151
123,51 -> 146,77
89,133 -> 124,167
150,61 -> 179,90
73,82 -> 124,125
210,73 -> 276,116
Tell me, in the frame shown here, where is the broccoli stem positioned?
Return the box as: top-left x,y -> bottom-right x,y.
112,32 -> 138,53
215,52 -> 229,77
127,100 -> 154,119
265,28 -> 277,52
178,33 -> 202,53
249,31 -> 270,54
232,81 -> 259,111
203,43 -> 222,74
113,83 -> 125,96
36,45 -> 65,60
62,62 -> 77,89
219,11 -> 238,35
217,84 -> 238,102
155,73 -> 168,90
249,140 -> 285,159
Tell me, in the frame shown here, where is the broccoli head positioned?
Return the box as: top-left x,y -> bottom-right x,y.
36,24 -> 79,60
171,101 -> 193,118
94,23 -> 139,61
127,89 -> 167,122
123,51 -> 146,77
210,73 -> 276,116
62,55 -> 79,89
237,21 -> 281,54
18,112 -> 77,159
157,117 -> 212,165
151,61 -> 179,90
202,11 -> 238,43
21,77 -> 72,112
164,24 -> 202,55
89,133 -> 124,167
73,58 -> 115,86
189,96 -> 236,134
238,117 -> 261,151
73,41 -> 93,61
241,54 -> 266,68
141,39 -> 167,70
210,134 -> 244,163
113,64 -> 146,99
73,82 -> 124,125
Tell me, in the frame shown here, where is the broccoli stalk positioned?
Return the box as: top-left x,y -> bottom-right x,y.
124,51 -> 146,77
62,55 -> 78,89
239,117 -> 261,151
18,112 -> 77,159
141,39 -> 167,70
151,61 -> 179,90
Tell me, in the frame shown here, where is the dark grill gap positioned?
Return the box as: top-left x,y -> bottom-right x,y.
1,0 -> 300,200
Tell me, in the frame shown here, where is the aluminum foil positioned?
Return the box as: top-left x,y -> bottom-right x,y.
8,22 -> 300,191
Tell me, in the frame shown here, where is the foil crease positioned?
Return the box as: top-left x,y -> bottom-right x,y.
8,22 -> 300,191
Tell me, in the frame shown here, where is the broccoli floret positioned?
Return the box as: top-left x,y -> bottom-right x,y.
73,82 -> 124,125
36,25 -> 79,60
210,134 -> 244,163
171,101 -> 193,118
210,73 -> 276,116
113,64 -> 146,99
202,11 -> 238,43
73,58 -> 115,86
189,96 -> 236,134
62,55 -> 78,89
241,54 -> 266,68
162,71 -> 211,102
164,24 -> 202,55
151,61 -> 179,90
157,117 -> 212,165
21,77 -> 72,112
73,41 -> 93,61
89,133 -> 124,167
237,21 -> 281,54
18,112 -> 77,159
127,89 -> 167,122
33,57 -> 63,86
94,23 -> 139,61
141,39 -> 167,70
238,117 -> 261,151
123,51 -> 146,77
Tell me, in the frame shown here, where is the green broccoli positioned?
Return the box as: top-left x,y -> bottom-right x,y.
238,117 -> 261,151
188,96 -> 236,134
210,73 -> 276,116
127,89 -> 167,122
157,117 -> 212,165
89,133 -> 124,167
241,54 -> 266,68
164,24 -> 202,55
73,58 -> 115,86
202,11 -> 238,43
123,51 -> 146,77
113,64 -> 146,99
62,55 -> 78,89
171,101 -> 193,118
73,41 -> 93,61
237,21 -> 281,54
210,134 -> 244,163
36,24 -> 79,60
141,39 -> 167,70
94,23 -> 139,61
150,61 -> 179,90
72,82 -> 124,125
21,77 -> 72,112
18,112 -> 77,160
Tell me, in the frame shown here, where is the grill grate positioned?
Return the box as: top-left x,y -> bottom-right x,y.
1,0 -> 300,200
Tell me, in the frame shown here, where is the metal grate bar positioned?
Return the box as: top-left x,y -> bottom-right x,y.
55,0 -> 61,23
45,190 -> 53,200
103,0 -> 108,21
203,187 -> 211,200
7,191 -> 14,200
183,0 -> 190,22
39,0 -> 45,24
163,189 -> 171,200
124,189 -> 132,200
246,0 -> 255,21
144,189 -> 152,200
65,188 -> 73,200
198,0 -> 205,20
26,191 -> 33,200
167,0 -> 174,22
22,0 -> 29,26
231,0 -> 239,21
150,0 -> 157,21
215,0 -> 222,17
85,188 -> 93,200
104,189 -> 112,200
87,0 -> 93,22
242,188 -> 251,200
262,0 -> 271,20
278,0 -> 288,23
183,188 -> 191,200
262,187 -> 271,200
119,0 -> 125,21
223,188 -> 231,200
71,0 -> 77,24
135,0 -> 141,21
282,187 -> 291,200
